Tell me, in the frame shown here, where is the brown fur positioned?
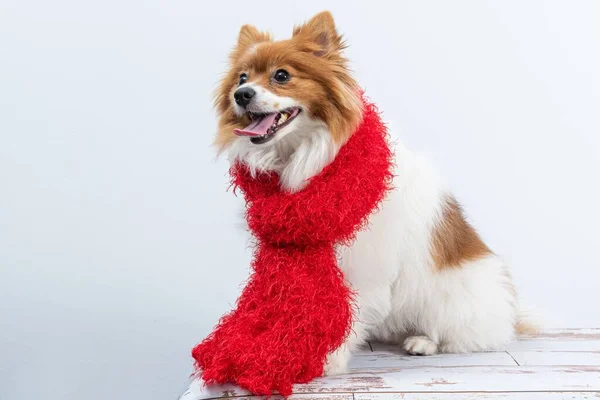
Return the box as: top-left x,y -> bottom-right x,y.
213,12 -> 363,151
430,196 -> 492,270
515,319 -> 540,335
431,200 -> 540,334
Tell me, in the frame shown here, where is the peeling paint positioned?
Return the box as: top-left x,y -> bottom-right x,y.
560,366 -> 600,373
414,378 -> 458,387
499,369 -> 537,374
525,331 -> 600,340
347,376 -> 387,389
183,330 -> 600,399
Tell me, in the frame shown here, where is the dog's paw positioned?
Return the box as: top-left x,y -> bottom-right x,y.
403,335 -> 438,356
323,347 -> 350,376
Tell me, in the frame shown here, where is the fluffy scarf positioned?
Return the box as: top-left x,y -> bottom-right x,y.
192,98 -> 393,396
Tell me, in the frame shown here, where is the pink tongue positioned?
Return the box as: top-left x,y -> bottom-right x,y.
234,113 -> 278,137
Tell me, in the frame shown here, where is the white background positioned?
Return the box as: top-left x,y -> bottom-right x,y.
1,1 -> 599,399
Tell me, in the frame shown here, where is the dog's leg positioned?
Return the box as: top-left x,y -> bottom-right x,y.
324,284 -> 393,375
323,338 -> 354,376
401,257 -> 518,356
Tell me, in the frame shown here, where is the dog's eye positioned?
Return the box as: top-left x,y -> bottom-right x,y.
238,73 -> 248,85
273,69 -> 290,83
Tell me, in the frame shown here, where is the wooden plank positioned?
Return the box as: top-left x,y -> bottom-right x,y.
241,395 -> 353,400
350,351 -> 516,369
183,364 -> 600,399
180,379 -> 252,400
292,366 -> 600,394
184,365 -> 600,399
181,388 -> 352,400
356,393 -> 600,399
509,350 -> 600,366
506,340 -> 600,352
179,380 -> 354,400
523,329 -> 600,340
186,352 -> 517,400
181,330 -> 600,399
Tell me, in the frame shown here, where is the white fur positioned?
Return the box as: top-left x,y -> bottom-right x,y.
228,84 -> 338,191
325,144 -> 518,374
232,83 -> 300,117
226,88 -> 519,375
404,336 -> 438,355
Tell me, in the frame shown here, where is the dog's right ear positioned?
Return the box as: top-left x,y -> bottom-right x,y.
229,25 -> 271,63
293,11 -> 342,57
237,25 -> 271,50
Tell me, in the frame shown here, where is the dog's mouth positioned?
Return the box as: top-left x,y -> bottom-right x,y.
233,108 -> 301,144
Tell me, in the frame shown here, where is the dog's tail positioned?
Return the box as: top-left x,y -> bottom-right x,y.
515,309 -> 541,336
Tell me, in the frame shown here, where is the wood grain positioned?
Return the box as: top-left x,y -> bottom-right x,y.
291,366 -> 600,393
181,329 -> 600,400
356,393 -> 600,400
509,350 -> 600,366
350,351 -> 517,369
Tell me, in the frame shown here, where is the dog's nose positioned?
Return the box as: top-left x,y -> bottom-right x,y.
234,87 -> 256,107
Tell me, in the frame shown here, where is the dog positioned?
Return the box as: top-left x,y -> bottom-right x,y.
213,11 -> 534,375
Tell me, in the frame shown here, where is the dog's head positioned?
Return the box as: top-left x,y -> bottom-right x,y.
214,12 -> 363,191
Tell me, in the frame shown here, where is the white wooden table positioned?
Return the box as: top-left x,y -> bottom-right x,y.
180,329 -> 600,399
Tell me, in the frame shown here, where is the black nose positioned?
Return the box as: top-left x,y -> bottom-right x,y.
234,87 -> 256,107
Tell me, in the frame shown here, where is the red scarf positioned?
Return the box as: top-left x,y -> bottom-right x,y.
192,98 -> 393,396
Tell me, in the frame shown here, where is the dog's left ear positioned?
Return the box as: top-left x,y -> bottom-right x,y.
293,11 -> 344,56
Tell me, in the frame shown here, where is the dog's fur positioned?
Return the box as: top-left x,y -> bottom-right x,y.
214,11 -> 533,375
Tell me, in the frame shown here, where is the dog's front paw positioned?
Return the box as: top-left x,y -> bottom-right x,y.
403,335 -> 438,355
323,346 -> 351,376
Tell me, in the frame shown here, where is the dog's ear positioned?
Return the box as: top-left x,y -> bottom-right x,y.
293,11 -> 343,56
229,25 -> 271,63
237,24 -> 271,49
